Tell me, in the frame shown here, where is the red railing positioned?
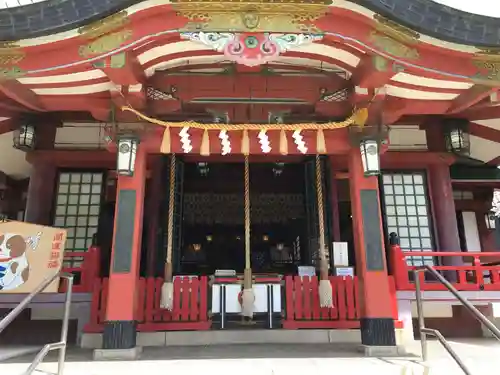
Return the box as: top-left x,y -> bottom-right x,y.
389,242 -> 500,291
84,276 -> 211,333
283,276 -> 360,329
59,246 -> 101,293
282,275 -> 401,329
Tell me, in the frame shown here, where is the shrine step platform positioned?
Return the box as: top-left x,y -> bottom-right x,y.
81,329 -> 406,349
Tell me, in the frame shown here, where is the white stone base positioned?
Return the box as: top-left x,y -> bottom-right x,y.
93,346 -> 142,361
359,345 -> 407,357
82,329 -> 409,349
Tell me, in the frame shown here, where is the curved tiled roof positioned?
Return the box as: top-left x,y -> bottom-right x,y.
0,0 -> 498,46
353,0 -> 500,47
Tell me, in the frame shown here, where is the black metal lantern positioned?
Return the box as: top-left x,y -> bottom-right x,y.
444,118 -> 470,155
13,123 -> 36,150
117,136 -> 139,176
486,212 -> 496,230
359,139 -> 380,176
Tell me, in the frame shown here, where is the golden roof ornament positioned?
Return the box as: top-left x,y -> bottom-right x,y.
170,0 -> 332,33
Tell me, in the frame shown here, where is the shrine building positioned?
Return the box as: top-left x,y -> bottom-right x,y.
1,0 -> 500,360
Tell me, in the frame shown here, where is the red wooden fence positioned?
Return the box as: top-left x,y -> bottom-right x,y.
84,276 -> 211,333
283,275 -> 402,329
59,246 -> 101,293
389,243 -> 500,291
284,275 -> 358,329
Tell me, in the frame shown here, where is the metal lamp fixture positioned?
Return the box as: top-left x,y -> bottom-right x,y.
13,123 -> 36,150
349,117 -> 388,178
117,136 -> 139,176
359,139 -> 380,177
444,118 -> 470,155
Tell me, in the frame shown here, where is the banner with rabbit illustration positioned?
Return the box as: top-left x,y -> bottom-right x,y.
0,221 -> 66,293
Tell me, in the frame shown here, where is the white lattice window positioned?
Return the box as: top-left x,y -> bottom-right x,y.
382,172 -> 434,266
53,172 -> 104,267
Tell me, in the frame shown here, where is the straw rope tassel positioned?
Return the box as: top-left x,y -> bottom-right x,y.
316,154 -> 334,308
316,129 -> 327,154
279,129 -> 288,155
241,154 -> 255,318
200,129 -> 210,156
241,130 -> 250,155
160,154 -> 176,310
160,127 -> 171,154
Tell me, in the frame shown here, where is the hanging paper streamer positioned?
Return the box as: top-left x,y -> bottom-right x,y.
219,130 -> 231,155
258,130 -> 271,153
179,127 -> 193,153
292,130 -> 307,154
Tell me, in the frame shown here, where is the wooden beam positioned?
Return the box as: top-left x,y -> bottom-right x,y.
97,52 -> 146,86
350,55 -> 397,89
0,118 -> 16,135
0,80 -> 45,112
447,85 -> 499,114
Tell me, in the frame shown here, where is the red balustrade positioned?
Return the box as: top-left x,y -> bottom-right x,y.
59,246 -> 101,293
389,243 -> 500,291
282,275 -> 401,329
84,276 -> 211,333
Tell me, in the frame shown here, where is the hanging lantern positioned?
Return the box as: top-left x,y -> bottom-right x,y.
359,139 -> 380,176
444,118 -> 470,155
13,123 -> 36,150
116,136 -> 139,176
486,212 -> 496,230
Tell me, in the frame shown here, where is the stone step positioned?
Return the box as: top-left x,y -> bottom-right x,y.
0,346 -> 41,361
82,329 -> 364,348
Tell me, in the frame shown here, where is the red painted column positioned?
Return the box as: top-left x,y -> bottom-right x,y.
25,124 -> 57,225
348,147 -> 396,348
24,161 -> 56,225
428,163 -> 462,266
102,144 -> 147,352
424,123 -> 462,267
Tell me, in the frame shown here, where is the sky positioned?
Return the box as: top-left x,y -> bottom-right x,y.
0,0 -> 500,17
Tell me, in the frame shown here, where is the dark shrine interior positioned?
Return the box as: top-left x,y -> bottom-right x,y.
96,160 -> 356,277
180,162 -> 307,275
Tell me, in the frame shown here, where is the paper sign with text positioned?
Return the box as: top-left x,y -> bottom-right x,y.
0,221 -> 66,293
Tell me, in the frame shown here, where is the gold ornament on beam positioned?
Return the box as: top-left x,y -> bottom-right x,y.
471,49 -> 500,84
372,14 -> 420,45
369,32 -> 419,60
78,11 -> 130,39
170,0 -> 330,33
79,29 -> 133,57
0,41 -> 25,80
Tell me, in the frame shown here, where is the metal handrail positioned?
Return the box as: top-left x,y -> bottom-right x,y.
0,272 -> 74,375
414,265 -> 500,375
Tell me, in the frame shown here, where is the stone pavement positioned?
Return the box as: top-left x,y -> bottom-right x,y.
1,339 -> 499,375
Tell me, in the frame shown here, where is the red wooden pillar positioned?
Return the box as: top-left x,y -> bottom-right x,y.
425,124 -> 462,266
24,161 -> 57,225
102,145 -> 147,355
348,148 -> 397,349
25,123 -> 57,225
428,163 -> 462,265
